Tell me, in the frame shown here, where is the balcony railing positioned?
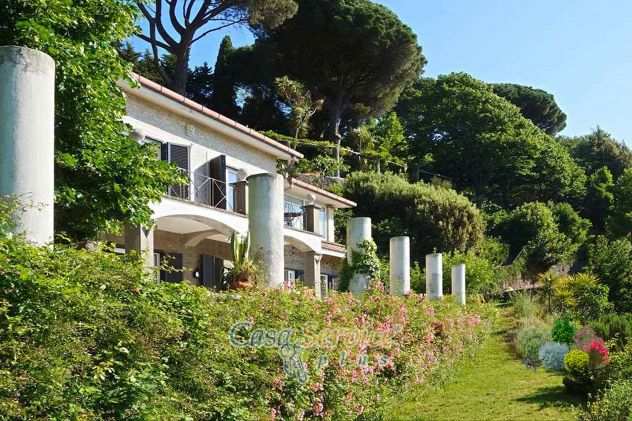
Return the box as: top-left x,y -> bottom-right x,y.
166,169 -> 243,213
193,173 -> 227,209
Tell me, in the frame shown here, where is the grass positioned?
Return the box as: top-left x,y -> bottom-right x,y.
387,312 -> 583,421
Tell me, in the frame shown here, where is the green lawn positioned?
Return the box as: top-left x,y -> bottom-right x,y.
387,314 -> 583,421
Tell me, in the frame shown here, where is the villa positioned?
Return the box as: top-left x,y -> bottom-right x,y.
111,75 -> 356,296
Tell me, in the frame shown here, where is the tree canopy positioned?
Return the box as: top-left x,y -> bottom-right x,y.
490,202 -> 588,277
340,172 -> 484,261
136,0 -> 298,94
1,0 -> 180,239
240,0 -> 425,141
562,127 -> 632,178
396,73 -> 586,208
490,83 -> 567,135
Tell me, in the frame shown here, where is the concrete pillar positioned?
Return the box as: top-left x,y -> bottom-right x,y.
346,217 -> 372,262
124,224 -> 155,269
247,173 -> 284,288
389,236 -> 410,296
451,264 -> 466,305
425,253 -> 443,300
0,46 -> 55,244
346,217 -> 372,296
304,252 -> 322,299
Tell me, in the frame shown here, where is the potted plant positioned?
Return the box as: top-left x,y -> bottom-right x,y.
227,233 -> 260,289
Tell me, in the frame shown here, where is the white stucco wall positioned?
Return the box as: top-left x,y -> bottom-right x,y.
125,95 -> 278,176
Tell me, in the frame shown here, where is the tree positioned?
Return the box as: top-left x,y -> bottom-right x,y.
583,167 -> 614,232
1,0 -> 181,239
396,73 -> 586,208
491,83 -> 567,135
340,172 -> 484,261
587,235 -> 632,312
207,36 -> 240,118
549,202 -> 591,247
607,168 -> 632,238
136,0 -> 298,94
490,202 -> 579,277
259,0 -> 425,143
274,76 -> 324,142
563,127 -> 632,178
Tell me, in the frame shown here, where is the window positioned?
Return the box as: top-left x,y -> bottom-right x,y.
284,196 -> 304,230
319,208 -> 328,240
160,142 -> 190,200
226,167 -> 240,211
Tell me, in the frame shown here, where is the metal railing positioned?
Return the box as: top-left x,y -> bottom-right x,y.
193,173 -> 228,209
167,168 -> 190,200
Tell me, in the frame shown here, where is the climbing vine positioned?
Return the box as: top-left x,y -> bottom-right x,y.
338,240 -> 381,291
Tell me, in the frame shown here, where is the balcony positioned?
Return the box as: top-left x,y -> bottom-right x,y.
167,168 -> 245,215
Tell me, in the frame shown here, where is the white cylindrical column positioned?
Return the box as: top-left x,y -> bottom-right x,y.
451,263 -> 466,305
425,253 -> 443,300
247,173 -> 284,288
346,217 -> 372,296
346,217 -> 372,262
0,46 -> 55,244
389,236 -> 410,296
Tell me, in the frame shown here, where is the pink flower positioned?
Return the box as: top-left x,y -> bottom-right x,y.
587,338 -> 609,367
312,399 -> 324,416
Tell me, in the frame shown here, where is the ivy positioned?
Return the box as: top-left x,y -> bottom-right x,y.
338,240 -> 381,292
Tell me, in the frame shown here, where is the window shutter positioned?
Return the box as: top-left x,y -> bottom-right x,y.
158,251 -> 183,283
167,144 -> 189,199
209,155 -> 227,209
200,254 -> 225,290
160,142 -> 168,162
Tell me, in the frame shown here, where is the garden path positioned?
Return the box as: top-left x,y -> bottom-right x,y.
388,314 -> 582,420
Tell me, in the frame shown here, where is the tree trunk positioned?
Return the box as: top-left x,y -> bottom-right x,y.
327,94 -> 344,178
171,45 -> 190,95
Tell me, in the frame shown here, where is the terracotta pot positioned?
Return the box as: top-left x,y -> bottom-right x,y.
230,273 -> 254,290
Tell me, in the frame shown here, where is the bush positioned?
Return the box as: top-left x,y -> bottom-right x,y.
591,313 -> 632,351
553,273 -> 613,322
511,292 -> 543,320
443,243 -> 508,296
563,349 -> 593,394
551,317 -> 577,345
538,342 -> 569,371
341,172 -> 484,259
516,323 -> 551,367
579,379 -> 632,421
0,233 -> 493,419
489,202 -> 582,276
587,235 -> 632,313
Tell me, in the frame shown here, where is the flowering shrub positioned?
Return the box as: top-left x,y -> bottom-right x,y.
0,233 -> 494,419
538,342 -> 569,371
579,379 -> 632,421
586,338 -> 610,368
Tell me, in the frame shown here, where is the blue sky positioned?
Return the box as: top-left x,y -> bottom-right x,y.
132,0 -> 632,143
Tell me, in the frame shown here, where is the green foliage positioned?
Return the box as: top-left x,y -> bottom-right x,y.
341,172 -> 484,260
552,317 -> 577,345
338,240 -> 381,292
491,202 -> 585,276
579,379 -> 632,421
490,83 -> 567,136
584,167 -> 615,232
564,349 -> 592,387
553,274 -> 613,323
442,243 -> 508,295
274,76 -> 324,141
516,322 -> 551,367
396,73 -> 586,208
0,230 -> 492,418
562,127 -> 632,178
511,292 -> 543,320
1,0 -> 182,239
590,313 -> 632,351
348,112 -> 409,173
607,167 -> 632,238
227,233 -> 261,287
587,235 -> 632,312
250,0 -> 425,139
